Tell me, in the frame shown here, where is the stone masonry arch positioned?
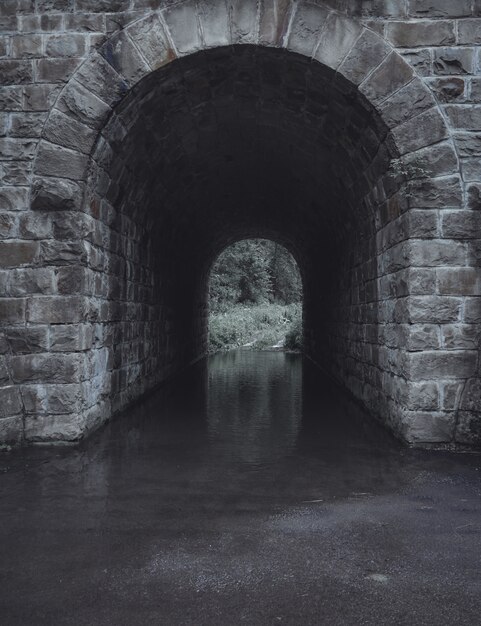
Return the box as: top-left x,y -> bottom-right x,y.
1,0 -> 479,448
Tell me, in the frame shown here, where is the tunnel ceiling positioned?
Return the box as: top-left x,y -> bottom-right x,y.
91,45 -> 396,265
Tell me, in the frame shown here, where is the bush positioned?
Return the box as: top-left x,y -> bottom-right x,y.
208,303 -> 302,353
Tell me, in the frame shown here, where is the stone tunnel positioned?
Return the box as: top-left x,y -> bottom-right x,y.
0,0 -> 480,448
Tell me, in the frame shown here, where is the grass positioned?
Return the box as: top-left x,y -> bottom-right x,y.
208,302 -> 302,354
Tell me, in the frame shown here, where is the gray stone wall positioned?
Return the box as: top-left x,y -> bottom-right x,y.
0,0 -> 480,448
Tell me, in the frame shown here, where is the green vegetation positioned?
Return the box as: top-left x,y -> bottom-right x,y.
208,239 -> 303,353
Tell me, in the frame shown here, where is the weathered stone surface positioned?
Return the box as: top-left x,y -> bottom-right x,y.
428,77 -> 465,103
338,28 -> 390,85
407,176 -> 463,209
409,239 -> 467,267
9,267 -> 55,296
162,1 -> 202,56
40,240 -> 87,265
441,324 -> 480,349
259,0 -> 291,47
45,34 -> 87,58
360,51 -> 413,105
34,141 -> 89,180
409,350 -> 477,380
433,47 -> 475,75
400,49 -> 432,76
379,78 -> 434,128
50,324 -> 93,351
27,296 -> 88,323
25,412 -> 86,442
386,20 -> 454,47
228,0 -> 259,45
198,0 -> 230,49
56,79 -> 111,129
409,0 -> 472,18
392,108 -> 448,155
43,108 -> 97,154
0,298 -> 27,323
6,327 -> 49,353
438,267 -> 481,295
100,30 -> 149,85
444,105 -> 481,131
31,176 -> 84,212
9,353 -> 85,384
0,415 -> 23,444
287,3 -> 329,57
405,412 -> 455,444
36,58 -> 81,83
457,18 -> 481,44
0,60 -> 33,85
455,411 -> 481,446
407,296 -> 461,323
0,240 -> 38,267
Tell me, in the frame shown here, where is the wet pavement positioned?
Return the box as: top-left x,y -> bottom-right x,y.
1,350 -> 481,625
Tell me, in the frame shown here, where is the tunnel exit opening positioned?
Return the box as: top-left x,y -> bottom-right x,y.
207,238 -> 304,354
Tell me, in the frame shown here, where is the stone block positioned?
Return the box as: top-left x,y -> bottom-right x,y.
409,239 -> 467,267
433,47 -> 475,75
0,298 -> 27,323
0,415 -> 23,444
34,141 -> 89,181
441,210 -> 481,239
407,176 -> 462,209
464,298 -> 481,323
35,58 -> 81,83
27,296 -> 88,324
403,141 -> 457,179
43,108 -> 97,155
467,184 -> 481,209
50,324 -> 93,352
406,381 -> 440,411
56,265 -> 91,294
125,13 -> 174,71
64,13 -> 106,32
37,0 -> 73,10
457,18 -> 481,44
0,240 -> 38,267
408,350 -> 477,380
9,353 -> 85,384
438,267 -> 481,295
40,240 -> 87,265
9,268 -> 55,296
408,296 -> 462,323
25,412 -> 86,442
18,212 -> 52,239
198,0 -> 230,48
11,34 -> 43,59
409,0 -> 472,17
259,0 -> 291,47
287,3 -> 329,57
405,324 -> 440,351
379,78 -> 434,128
100,30 -> 149,85
338,28 -> 391,86
24,84 -> 61,111
360,51 -> 413,105
162,1 -> 202,56
0,212 -> 18,238
31,176 -> 84,212
405,411 -> 455,444
45,34 -> 87,58
6,327 -> 49,353
461,157 -> 481,182
228,0 -> 259,45
428,77 -> 465,103
0,60 -> 33,84
400,49 -> 432,76
0,138 -> 36,160
76,0 -> 130,10
57,79 -> 111,130
9,112 -> 48,138
455,411 -> 481,446
441,324 -> 480,349
386,20 -> 454,47
444,105 -> 481,131
392,108 -> 448,155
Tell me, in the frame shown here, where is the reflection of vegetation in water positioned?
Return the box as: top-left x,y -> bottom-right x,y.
207,351 -> 302,466
209,239 -> 303,353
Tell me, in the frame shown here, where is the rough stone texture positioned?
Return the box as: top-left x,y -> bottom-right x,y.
0,0 -> 480,449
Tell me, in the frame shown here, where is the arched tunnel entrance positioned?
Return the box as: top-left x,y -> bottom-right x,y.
84,45 -> 400,436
